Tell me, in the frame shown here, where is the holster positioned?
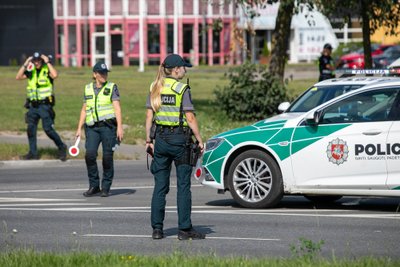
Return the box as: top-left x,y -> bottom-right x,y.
189,142 -> 201,166
149,121 -> 156,140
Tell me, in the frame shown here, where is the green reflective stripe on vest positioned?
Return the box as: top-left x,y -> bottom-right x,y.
26,65 -> 53,101
154,78 -> 188,126
85,82 -> 116,126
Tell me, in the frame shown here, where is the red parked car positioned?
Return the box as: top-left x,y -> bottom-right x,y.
337,44 -> 394,69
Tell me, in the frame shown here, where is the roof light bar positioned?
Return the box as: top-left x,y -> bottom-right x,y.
341,69 -> 400,75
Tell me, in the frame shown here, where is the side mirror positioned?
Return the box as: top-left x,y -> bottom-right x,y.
305,110 -> 322,125
278,102 -> 290,112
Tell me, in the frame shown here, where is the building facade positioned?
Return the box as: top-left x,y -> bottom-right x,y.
53,0 -> 237,68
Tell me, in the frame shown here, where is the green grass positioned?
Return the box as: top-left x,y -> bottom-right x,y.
0,65 -> 311,145
0,250 -> 399,267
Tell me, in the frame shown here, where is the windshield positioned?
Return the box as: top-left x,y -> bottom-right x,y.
286,84 -> 364,112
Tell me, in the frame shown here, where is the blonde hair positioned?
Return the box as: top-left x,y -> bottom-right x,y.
150,65 -> 173,112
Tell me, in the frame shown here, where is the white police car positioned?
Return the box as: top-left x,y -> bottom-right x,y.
195,77 -> 400,208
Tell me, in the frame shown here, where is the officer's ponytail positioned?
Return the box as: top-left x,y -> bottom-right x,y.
150,64 -> 173,112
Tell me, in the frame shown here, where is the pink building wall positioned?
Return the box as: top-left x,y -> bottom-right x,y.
53,0 -> 238,67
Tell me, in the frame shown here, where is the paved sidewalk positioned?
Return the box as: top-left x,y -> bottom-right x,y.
0,132 -> 147,165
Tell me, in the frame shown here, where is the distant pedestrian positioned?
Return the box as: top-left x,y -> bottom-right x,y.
318,43 -> 335,81
15,51 -> 67,160
75,61 -> 123,197
145,54 -> 205,240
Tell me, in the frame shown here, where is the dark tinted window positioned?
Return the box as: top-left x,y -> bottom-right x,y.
320,88 -> 400,124
287,85 -> 363,113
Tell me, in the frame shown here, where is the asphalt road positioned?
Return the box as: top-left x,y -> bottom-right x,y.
0,160 -> 399,258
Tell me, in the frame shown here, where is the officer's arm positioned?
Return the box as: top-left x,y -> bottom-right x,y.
41,54 -> 58,79
113,100 -> 124,141
16,56 -> 32,80
75,103 -> 87,138
145,108 -> 154,143
185,111 -> 204,151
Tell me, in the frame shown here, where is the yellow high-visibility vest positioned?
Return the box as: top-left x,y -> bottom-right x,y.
26,65 -> 52,101
84,82 -> 116,126
153,78 -> 189,126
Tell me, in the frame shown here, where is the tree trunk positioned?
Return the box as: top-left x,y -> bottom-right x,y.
361,0 -> 372,69
268,0 -> 295,83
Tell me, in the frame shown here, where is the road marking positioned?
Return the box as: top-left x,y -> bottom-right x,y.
82,234 -> 280,241
0,206 -> 399,220
0,185 -> 202,194
0,197 -> 86,202
0,203 -> 99,207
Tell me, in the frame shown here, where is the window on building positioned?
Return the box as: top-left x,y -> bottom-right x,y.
95,0 -> 104,16
148,24 -> 160,54
147,0 -> 160,15
183,24 -> 193,53
129,0 -> 139,15
212,0 -> 220,15
183,1 -> 193,15
110,0 -> 123,15
81,0 -> 89,16
166,0 -> 174,15
69,0 -> 76,16
57,0 -> 63,17
167,24 -> 174,54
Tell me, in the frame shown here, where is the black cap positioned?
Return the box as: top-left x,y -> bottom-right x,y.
323,43 -> 333,50
93,61 -> 110,73
163,54 -> 192,68
32,52 -> 42,61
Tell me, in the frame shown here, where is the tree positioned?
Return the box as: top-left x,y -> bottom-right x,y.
234,0 -> 314,82
315,0 -> 400,69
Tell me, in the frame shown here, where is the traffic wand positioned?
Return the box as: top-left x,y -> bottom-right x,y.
69,136 -> 81,157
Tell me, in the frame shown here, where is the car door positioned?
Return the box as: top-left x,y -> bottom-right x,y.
386,92 -> 400,188
290,87 -> 399,190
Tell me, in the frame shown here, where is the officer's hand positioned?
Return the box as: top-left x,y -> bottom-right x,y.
41,54 -> 49,63
117,127 -> 124,142
24,57 -> 33,65
199,142 -> 205,154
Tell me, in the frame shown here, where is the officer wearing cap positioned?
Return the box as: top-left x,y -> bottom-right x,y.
318,43 -> 336,81
145,54 -> 205,240
75,61 -> 123,197
15,52 -> 67,160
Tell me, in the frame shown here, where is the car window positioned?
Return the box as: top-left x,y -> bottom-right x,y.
287,85 -> 363,113
319,88 -> 400,124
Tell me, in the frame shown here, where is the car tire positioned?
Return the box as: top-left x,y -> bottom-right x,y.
304,195 -> 342,203
227,150 -> 283,208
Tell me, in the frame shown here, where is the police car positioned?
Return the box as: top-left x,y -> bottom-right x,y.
195,76 -> 400,208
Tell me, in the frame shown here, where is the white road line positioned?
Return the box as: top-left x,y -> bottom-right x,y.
0,206 -> 399,220
82,234 -> 280,241
0,185 -> 202,194
0,197 -> 86,202
0,203 -> 99,207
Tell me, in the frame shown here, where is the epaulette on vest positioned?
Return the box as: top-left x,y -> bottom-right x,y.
171,82 -> 188,95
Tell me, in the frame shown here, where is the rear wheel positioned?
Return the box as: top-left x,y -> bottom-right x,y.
227,150 -> 283,208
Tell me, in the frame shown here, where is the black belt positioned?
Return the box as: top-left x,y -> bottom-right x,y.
156,125 -> 189,133
89,119 -> 116,128
29,98 -> 51,106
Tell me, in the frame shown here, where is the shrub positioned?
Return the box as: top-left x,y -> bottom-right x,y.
214,62 -> 289,121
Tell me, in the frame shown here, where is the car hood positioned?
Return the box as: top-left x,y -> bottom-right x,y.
214,112 -> 305,139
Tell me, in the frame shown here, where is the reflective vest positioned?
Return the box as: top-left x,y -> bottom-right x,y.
26,65 -> 53,101
153,78 -> 189,127
84,82 -> 116,126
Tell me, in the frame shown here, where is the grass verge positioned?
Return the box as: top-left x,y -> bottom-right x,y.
0,250 -> 399,267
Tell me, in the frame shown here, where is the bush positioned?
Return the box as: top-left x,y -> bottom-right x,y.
214,62 -> 289,121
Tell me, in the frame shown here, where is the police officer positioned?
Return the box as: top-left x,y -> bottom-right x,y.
75,61 -> 123,197
318,43 -> 336,81
15,52 -> 67,160
145,54 -> 205,240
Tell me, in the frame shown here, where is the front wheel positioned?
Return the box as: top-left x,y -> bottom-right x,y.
227,150 -> 283,208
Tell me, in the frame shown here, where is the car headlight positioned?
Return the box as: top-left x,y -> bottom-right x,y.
205,138 -> 224,151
